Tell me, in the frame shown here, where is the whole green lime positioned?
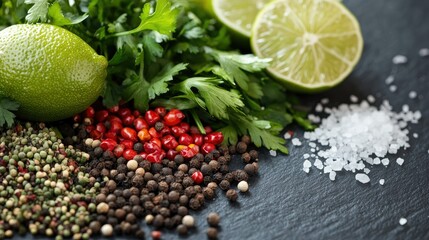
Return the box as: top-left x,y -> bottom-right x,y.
0,23 -> 107,121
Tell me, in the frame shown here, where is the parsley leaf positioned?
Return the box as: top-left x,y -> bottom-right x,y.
148,63 -> 188,100
223,113 -> 289,154
0,97 -> 19,128
48,2 -> 88,26
176,77 -> 244,120
205,47 -> 271,91
122,72 -> 150,111
110,0 -> 178,38
25,0 -> 49,23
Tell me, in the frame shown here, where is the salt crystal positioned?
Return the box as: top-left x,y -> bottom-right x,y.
399,218 -> 407,225
419,48 -> 429,57
329,171 -> 336,181
350,95 -> 359,103
355,173 -> 370,184
269,150 -> 277,157
303,168 -> 310,173
321,98 -> 329,104
389,85 -> 397,92
408,91 -> 417,99
392,55 -> 408,64
284,132 -> 292,139
367,95 -> 376,103
315,104 -> 323,112
385,75 -> 395,85
291,138 -> 302,146
381,158 -> 390,166
379,179 -> 385,185
396,157 -> 404,166
303,160 -> 312,168
413,133 -> 418,138
301,98 -> 419,182
374,158 -> 381,165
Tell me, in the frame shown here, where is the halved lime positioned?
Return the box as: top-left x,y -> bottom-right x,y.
251,0 -> 363,92
210,0 -> 273,38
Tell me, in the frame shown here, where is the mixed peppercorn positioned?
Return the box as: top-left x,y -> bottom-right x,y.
0,104 -> 261,239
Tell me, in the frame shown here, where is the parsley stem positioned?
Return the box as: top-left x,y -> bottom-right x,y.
190,110 -> 206,135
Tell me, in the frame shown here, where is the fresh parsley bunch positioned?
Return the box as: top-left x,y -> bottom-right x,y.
0,0 -> 313,153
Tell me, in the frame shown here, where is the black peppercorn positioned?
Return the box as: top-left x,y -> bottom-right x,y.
177,164 -> 188,173
211,149 -> 220,158
182,177 -> 194,188
122,189 -> 132,199
120,222 -> 132,234
226,189 -> 238,202
129,195 -> 140,205
114,189 -> 123,197
217,156 -> 228,165
174,154 -> 185,164
189,197 -> 201,210
161,167 -> 173,176
135,229 -> 145,238
204,175 -> 212,185
228,145 -> 237,154
106,194 -> 116,203
117,164 -> 127,174
132,205 -> 144,217
89,221 -> 101,233
144,172 -> 154,181
223,173 -> 234,182
169,203 -> 179,215
95,193 -> 106,204
177,224 -> 188,235
139,160 -> 151,171
184,186 -> 196,198
146,180 -> 158,192
159,207 -> 170,217
208,160 -> 220,171
179,195 -> 189,206
249,149 -> 258,160
204,152 -> 214,163
177,206 -> 188,216
218,144 -> 229,155
207,212 -> 220,227
200,164 -> 212,175
151,163 -> 163,173
203,187 -> 215,200
188,167 -> 197,175
236,141 -> 247,153
129,187 -> 139,196
106,180 -> 117,192
234,170 -> 249,182
219,180 -> 230,191
144,201 -> 155,211
244,163 -> 257,176
241,152 -> 251,163
126,213 -> 137,223
241,135 -> 251,144
170,182 -> 183,192
219,164 -> 229,174
155,121 -> 164,131
133,142 -> 144,153
115,173 -> 126,182
153,214 -> 164,228
159,181 -> 169,192
207,227 -> 218,239
168,191 -> 180,203
115,209 -> 126,220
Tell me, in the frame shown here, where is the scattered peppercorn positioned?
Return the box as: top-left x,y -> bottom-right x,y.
226,189 -> 238,202
207,227 -> 219,239
207,212 -> 220,227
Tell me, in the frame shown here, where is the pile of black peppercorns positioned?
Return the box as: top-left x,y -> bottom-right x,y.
80,132 -> 259,239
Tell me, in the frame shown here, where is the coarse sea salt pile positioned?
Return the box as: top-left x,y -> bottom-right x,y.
300,97 -> 421,183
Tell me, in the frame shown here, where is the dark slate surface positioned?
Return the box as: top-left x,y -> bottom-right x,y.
14,0 -> 429,239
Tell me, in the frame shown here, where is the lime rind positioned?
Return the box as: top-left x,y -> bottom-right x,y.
250,0 -> 363,93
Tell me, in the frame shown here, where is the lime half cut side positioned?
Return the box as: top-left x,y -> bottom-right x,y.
251,0 -> 363,92
211,0 -> 273,38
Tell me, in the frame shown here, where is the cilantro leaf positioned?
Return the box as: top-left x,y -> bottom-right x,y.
25,0 -> 49,23
176,77 -> 244,120
205,47 -> 271,91
111,0 -> 178,38
48,2 -> 88,26
142,33 -> 164,63
122,72 -> 150,111
0,97 -> 19,128
148,63 -> 188,100
227,113 -> 289,154
102,79 -> 122,108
